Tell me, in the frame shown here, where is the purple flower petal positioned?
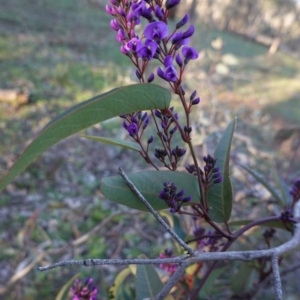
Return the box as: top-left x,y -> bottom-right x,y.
182,25 -> 195,39
157,67 -> 166,80
182,46 -> 198,63
144,21 -> 168,41
176,14 -> 188,29
164,55 -> 173,67
164,65 -> 178,82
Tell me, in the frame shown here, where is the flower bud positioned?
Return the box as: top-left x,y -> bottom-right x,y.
176,14 -> 188,29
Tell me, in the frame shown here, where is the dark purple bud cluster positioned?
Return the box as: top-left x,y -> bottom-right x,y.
185,155 -> 222,190
189,90 -> 200,106
121,111 -> 149,138
158,248 -> 177,274
70,278 -> 98,300
201,154 -> 222,188
263,228 -> 276,248
159,182 -> 191,213
280,208 -> 293,222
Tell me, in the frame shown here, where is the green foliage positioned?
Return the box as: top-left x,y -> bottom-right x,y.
136,260 -> 164,300
231,263 -> 255,294
81,135 -> 141,152
199,267 -> 227,299
239,164 -> 287,207
0,84 -> 171,193
100,171 -> 200,211
208,118 -> 236,223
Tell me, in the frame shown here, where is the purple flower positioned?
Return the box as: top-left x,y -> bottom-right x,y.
164,65 -> 178,82
175,54 -> 183,67
144,21 -> 168,41
110,19 -> 119,31
176,14 -> 188,29
182,25 -> 195,39
116,29 -> 126,42
171,146 -> 186,159
125,37 -> 142,52
127,123 -> 139,136
136,39 -> 158,60
191,97 -> 200,105
155,5 -> 164,20
201,155 -> 222,187
120,45 -> 130,55
70,278 -> 98,300
147,136 -> 154,144
106,4 -> 116,15
166,0 -> 181,10
147,72 -> 155,82
171,32 -> 190,50
159,249 -> 177,274
182,46 -> 198,64
157,67 -> 166,80
159,182 -> 191,213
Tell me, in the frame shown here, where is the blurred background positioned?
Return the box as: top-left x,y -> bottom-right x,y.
0,0 -> 300,299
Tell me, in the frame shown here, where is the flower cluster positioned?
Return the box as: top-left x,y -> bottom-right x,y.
69,278 -> 98,300
186,154 -> 222,190
121,111 -> 149,138
106,0 -> 198,86
158,248 -> 177,275
193,227 -> 223,252
159,182 -> 191,212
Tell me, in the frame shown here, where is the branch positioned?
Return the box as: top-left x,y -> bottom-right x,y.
37,189 -> 300,300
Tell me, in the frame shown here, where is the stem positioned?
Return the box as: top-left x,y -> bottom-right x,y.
233,216 -> 284,239
189,239 -> 233,300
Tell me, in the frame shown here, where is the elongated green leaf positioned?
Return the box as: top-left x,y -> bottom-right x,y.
229,219 -> 293,231
208,118 -> 236,223
136,260 -> 163,300
0,84 -> 171,193
239,164 -> 284,206
81,135 -> 141,152
199,267 -> 227,298
100,171 -> 200,211
109,267 -> 133,300
231,263 -> 254,294
271,168 -> 291,207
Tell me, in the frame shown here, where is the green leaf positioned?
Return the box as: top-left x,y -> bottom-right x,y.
109,267 -> 133,300
81,135 -> 141,152
208,118 -> 236,223
239,164 -> 284,206
55,273 -> 80,300
0,84 -> 171,193
199,267 -> 226,298
100,171 -> 200,211
136,260 -> 163,300
271,168 -> 291,207
231,263 -> 254,294
229,219 -> 293,231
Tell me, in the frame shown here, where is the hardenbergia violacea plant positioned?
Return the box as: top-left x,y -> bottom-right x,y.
0,0 -> 299,299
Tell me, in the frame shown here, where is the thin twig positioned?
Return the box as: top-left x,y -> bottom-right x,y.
155,263 -> 188,300
37,256 -> 189,271
272,253 -> 282,300
118,167 -> 195,255
37,191 -> 300,300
